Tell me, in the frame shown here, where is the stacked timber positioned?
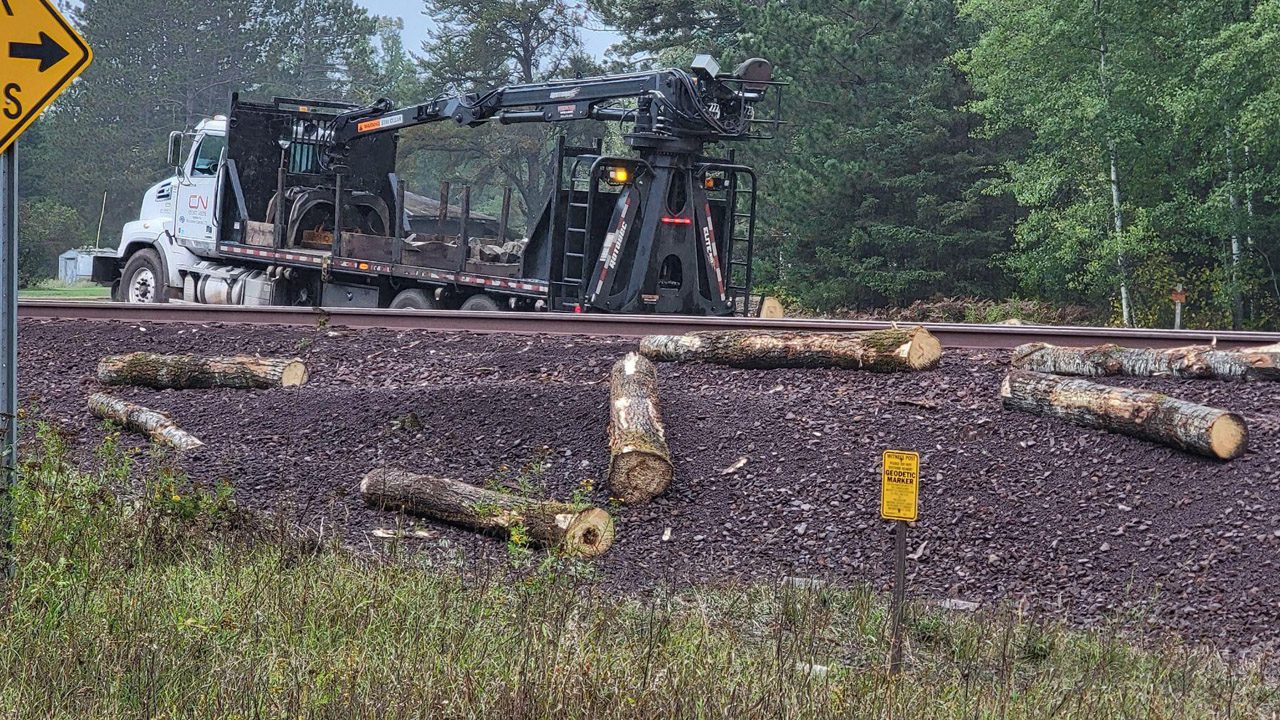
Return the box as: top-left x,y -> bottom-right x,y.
360,469 -> 615,557
639,326 -> 942,371
98,353 -> 309,389
999,370 -> 1248,460
1012,342 -> 1280,382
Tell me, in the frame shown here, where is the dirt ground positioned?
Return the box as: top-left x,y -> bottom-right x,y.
17,318 -> 1280,654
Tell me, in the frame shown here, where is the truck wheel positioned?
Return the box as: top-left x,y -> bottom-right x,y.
460,293 -> 502,312
119,249 -> 167,304
389,288 -> 440,310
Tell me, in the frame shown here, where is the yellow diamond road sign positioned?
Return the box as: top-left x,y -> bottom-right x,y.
1,0 -> 92,154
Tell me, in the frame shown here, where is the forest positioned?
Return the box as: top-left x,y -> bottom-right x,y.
15,0 -> 1280,329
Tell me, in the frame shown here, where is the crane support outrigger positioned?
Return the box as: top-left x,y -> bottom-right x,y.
95,56 -> 783,315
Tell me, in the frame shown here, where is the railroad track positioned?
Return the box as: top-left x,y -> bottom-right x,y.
17,299 -> 1280,350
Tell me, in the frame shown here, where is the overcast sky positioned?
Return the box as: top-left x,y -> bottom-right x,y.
353,0 -> 621,59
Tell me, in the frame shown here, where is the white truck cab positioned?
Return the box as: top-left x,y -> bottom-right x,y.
100,117 -> 228,302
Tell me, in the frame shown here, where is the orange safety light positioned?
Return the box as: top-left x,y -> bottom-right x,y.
606,166 -> 630,185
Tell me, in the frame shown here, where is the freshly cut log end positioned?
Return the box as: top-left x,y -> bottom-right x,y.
88,392 -> 204,451
1011,342 -> 1280,382
1207,415 -> 1249,461
999,370 -> 1248,460
560,507 -> 615,559
97,353 -> 310,389
639,327 -> 942,371
607,353 -> 673,504
360,469 -> 615,557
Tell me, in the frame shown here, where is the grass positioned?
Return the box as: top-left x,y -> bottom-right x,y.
18,279 -> 111,299
1,426 -> 1277,718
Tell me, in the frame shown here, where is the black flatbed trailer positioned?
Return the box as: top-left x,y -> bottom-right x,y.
212,58 -> 781,314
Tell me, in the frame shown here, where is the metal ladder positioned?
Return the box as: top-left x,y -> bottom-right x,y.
555,155 -> 596,310
724,169 -> 757,316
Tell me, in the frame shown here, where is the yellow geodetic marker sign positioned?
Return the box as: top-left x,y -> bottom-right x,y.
0,0 -> 93,154
881,450 -> 919,522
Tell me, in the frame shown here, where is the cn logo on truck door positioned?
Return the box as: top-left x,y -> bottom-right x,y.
174,134 -> 225,241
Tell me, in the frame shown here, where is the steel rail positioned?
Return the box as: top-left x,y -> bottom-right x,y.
16,300 -> 1280,350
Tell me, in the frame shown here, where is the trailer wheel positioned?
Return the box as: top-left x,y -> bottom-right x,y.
119,249 -> 167,304
389,288 -> 440,310
460,293 -> 502,312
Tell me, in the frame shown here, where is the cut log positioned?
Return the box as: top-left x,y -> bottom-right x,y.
999,370 -> 1247,460
88,393 -> 204,451
1011,342 -> 1280,382
639,327 -> 942,371
360,469 -> 615,557
97,353 -> 309,389
607,352 -> 673,504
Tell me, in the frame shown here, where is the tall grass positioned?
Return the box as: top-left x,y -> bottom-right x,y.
1,426 -> 1275,718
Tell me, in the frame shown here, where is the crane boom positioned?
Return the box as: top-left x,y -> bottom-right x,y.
327,57 -> 776,160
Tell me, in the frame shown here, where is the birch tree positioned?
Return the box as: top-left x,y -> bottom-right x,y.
957,0 -> 1168,325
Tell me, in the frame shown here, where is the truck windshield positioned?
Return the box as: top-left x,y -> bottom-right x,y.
192,135 -> 226,177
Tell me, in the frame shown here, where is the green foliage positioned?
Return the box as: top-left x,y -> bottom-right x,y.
606,0 -> 1280,327
959,0 -> 1280,328
15,199 -> 85,288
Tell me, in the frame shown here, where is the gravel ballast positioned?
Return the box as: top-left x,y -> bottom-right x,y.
16,318 -> 1280,653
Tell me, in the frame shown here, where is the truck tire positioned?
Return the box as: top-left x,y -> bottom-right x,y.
389,288 -> 440,310
119,249 -> 167,304
460,293 -> 502,312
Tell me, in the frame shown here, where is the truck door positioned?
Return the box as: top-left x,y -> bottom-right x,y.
173,133 -> 225,246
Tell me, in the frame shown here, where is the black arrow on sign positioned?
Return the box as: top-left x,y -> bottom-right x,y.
9,32 -> 69,73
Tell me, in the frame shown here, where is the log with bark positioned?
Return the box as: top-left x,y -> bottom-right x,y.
999,370 -> 1248,460
97,352 -> 309,389
639,327 -> 942,371
360,469 -> 615,557
607,352 -> 673,504
1011,342 -> 1280,382
88,393 -> 204,451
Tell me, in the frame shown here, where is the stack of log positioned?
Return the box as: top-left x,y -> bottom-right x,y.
999,341 -> 1273,460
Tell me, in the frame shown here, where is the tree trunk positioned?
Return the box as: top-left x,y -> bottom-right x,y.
1227,126 -> 1244,329
88,393 -> 204,451
1096,1 -> 1132,328
607,353 -> 673,504
999,370 -> 1247,460
1012,342 -> 1280,382
98,353 -> 309,389
639,327 -> 942,371
360,469 -> 615,557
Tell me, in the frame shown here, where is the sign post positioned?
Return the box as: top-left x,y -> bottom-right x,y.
1171,284 -> 1186,330
881,449 -> 919,675
0,0 -> 92,577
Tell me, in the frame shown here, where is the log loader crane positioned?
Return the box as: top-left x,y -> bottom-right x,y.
94,56 -> 781,315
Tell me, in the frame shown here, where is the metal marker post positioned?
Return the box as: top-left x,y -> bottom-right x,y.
889,519 -> 907,674
0,146 -> 17,580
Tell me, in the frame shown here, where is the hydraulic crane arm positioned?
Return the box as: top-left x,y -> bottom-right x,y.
327,56 -> 776,159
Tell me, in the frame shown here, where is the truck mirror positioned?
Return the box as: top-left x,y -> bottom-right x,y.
167,131 -> 184,168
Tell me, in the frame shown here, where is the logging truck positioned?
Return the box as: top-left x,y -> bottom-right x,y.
92,56 -> 781,316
